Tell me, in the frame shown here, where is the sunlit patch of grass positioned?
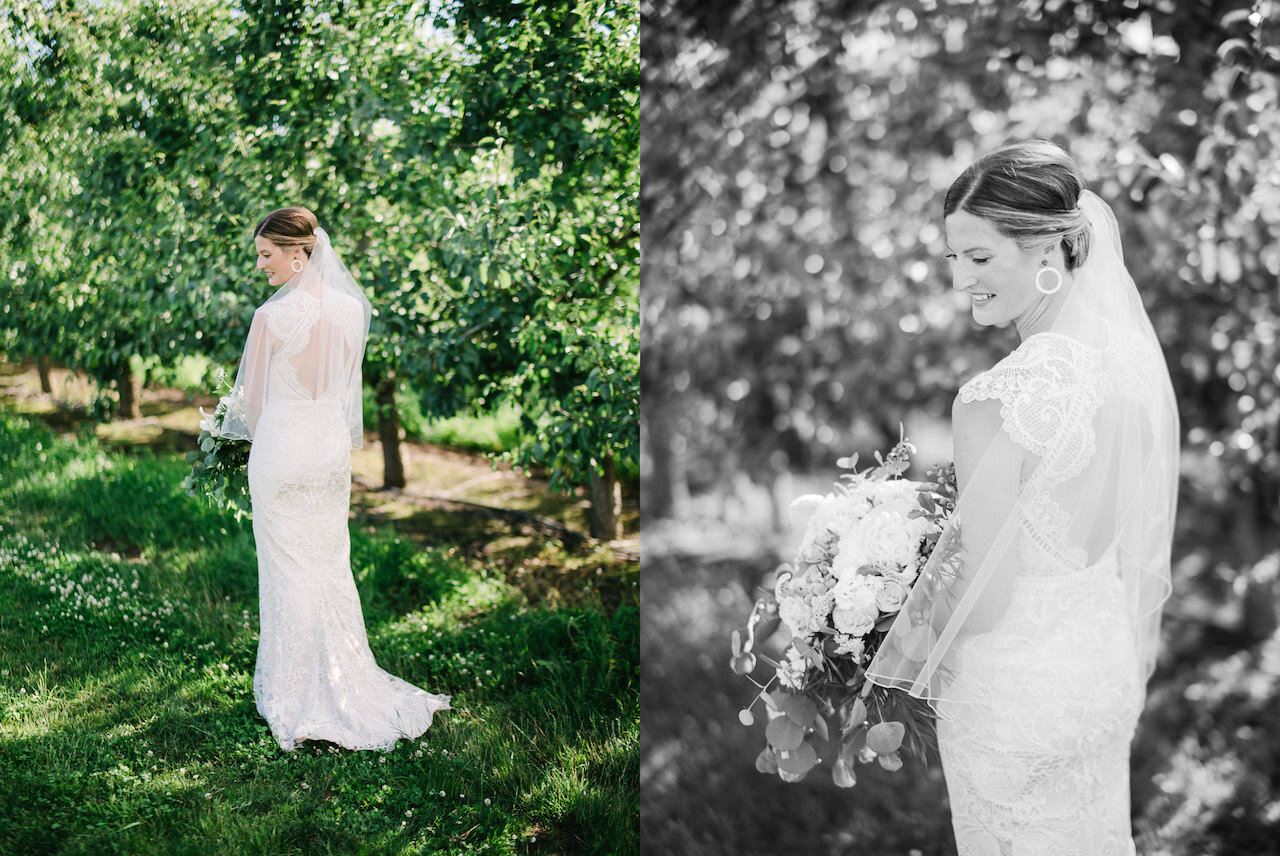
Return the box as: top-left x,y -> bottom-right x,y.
0,406 -> 637,856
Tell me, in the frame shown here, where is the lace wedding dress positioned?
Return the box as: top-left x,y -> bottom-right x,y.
227,229 -> 449,752
868,191 -> 1177,856
934,332 -> 1148,856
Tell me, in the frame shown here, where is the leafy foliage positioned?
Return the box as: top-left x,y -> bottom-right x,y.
0,0 -> 638,498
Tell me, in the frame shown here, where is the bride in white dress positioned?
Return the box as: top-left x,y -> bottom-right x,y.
867,142 -> 1178,855
220,206 -> 449,751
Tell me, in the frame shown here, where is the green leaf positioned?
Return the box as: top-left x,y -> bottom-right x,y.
775,740 -> 819,777
848,698 -> 867,729
866,721 -> 905,755
765,714 -> 806,751
754,747 -> 778,775
877,750 -> 904,772
782,694 -> 817,726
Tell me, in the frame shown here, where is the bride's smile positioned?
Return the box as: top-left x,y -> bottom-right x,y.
943,209 -> 1070,336
253,235 -> 306,286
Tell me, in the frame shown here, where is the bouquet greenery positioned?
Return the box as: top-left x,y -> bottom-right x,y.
731,437 -> 957,786
183,374 -> 252,519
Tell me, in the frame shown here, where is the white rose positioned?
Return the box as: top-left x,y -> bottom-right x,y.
875,578 -> 908,613
830,529 -> 871,581
860,505 -> 916,566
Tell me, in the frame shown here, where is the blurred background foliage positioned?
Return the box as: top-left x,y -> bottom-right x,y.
0,0 -> 638,537
641,0 -> 1280,853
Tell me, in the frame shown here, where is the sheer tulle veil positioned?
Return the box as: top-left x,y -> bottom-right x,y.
866,189 -> 1179,712
220,226 -> 372,449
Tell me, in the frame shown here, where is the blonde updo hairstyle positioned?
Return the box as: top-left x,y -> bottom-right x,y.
253,206 -> 319,257
944,140 -> 1092,271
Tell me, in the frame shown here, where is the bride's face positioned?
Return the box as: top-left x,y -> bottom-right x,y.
944,211 -> 1047,328
254,236 -> 304,287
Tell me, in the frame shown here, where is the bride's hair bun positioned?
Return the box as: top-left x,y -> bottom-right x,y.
944,140 -> 1092,271
254,206 -> 320,256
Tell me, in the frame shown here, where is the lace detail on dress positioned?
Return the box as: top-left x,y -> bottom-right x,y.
944,332 -> 1140,854
264,289 -> 321,355
938,556 -> 1143,856
959,333 -> 1103,485
1018,492 -> 1088,577
262,292 -> 321,400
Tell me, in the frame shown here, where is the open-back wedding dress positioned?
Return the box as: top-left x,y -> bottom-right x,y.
222,227 -> 449,751
868,192 -> 1178,854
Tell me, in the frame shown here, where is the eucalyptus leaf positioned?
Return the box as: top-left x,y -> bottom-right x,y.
775,740 -> 819,776
765,714 -> 806,751
782,694 -> 818,726
877,750 -> 904,772
867,721 -> 906,754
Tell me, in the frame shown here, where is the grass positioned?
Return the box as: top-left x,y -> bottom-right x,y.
0,406 -> 638,856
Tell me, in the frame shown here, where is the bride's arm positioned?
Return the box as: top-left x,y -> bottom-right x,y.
951,394 -> 1026,633
239,312 -> 274,438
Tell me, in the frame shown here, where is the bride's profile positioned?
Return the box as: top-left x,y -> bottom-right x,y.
867,141 -> 1179,854
220,206 -> 450,751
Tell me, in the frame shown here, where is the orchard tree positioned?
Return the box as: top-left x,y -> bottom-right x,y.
397,0 -> 639,538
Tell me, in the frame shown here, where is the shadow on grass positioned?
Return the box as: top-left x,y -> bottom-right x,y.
1,601 -> 638,856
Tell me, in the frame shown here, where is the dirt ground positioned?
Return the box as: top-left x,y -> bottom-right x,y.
0,359 -> 639,612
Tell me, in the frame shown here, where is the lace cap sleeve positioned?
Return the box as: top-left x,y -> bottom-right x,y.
958,333 -> 1103,483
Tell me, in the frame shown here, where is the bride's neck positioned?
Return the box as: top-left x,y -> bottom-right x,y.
1014,275 -> 1078,340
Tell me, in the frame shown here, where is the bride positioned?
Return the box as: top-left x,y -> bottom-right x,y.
867,142 -> 1178,854
220,206 -> 450,751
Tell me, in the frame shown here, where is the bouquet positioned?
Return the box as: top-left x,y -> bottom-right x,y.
730,435 -> 957,786
183,371 -> 252,518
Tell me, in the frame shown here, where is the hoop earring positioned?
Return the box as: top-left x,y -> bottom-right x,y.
1035,263 -> 1062,295
290,258 -> 304,273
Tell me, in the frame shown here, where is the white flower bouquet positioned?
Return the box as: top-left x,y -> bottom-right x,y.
730,437 -> 957,786
183,372 -> 251,517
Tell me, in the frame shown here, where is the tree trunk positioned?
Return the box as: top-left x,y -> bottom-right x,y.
376,373 -> 405,489
117,363 -> 139,419
640,400 -> 688,523
37,355 -> 53,394
588,454 -> 622,540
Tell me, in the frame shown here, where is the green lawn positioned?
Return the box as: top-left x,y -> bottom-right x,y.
0,407 -> 637,856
